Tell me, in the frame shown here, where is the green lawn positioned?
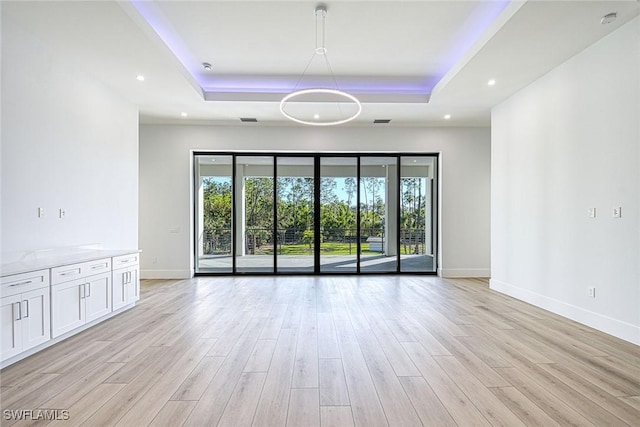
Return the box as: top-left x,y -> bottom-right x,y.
252,242 -> 425,256
254,242 -> 382,255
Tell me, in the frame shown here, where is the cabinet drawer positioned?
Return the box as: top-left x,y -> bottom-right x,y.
1,270 -> 50,298
112,253 -> 139,269
51,258 -> 111,285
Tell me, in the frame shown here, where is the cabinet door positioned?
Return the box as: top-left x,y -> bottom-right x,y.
112,268 -> 127,311
125,267 -> 140,303
1,295 -> 23,361
52,279 -> 85,338
21,288 -> 51,351
85,272 -> 111,323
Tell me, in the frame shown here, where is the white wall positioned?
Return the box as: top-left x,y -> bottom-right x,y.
1,19 -> 139,260
139,125 -> 491,279
491,16 -> 640,344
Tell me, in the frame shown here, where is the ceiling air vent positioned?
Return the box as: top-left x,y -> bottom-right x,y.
373,119 -> 391,124
240,117 -> 258,122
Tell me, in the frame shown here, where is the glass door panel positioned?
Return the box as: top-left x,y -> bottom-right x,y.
236,156 -> 274,273
195,155 -> 233,273
400,156 -> 436,272
195,153 -> 437,275
360,157 -> 398,272
320,157 -> 357,273
276,157 -> 315,273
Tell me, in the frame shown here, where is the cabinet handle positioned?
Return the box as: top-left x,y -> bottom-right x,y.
90,264 -> 105,270
80,284 -> 85,299
122,271 -> 127,284
85,283 -> 91,298
22,300 -> 29,318
127,271 -> 132,284
120,259 -> 131,264
13,302 -> 22,321
60,268 -> 79,276
9,280 -> 33,287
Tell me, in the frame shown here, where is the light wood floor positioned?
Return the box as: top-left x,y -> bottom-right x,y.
1,276 -> 639,426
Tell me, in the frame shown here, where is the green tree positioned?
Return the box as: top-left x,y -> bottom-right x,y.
245,177 -> 274,253
202,177 -> 232,254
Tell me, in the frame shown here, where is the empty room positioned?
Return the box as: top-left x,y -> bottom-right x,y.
1,1 -> 638,426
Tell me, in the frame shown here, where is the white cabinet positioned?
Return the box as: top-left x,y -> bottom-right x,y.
112,253 -> 140,311
1,270 -> 50,362
1,249 -> 139,367
51,259 -> 112,338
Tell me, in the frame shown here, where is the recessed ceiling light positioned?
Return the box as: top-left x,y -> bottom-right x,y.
181,112 -> 188,117
373,119 -> 391,124
136,75 -> 145,81
240,117 -> 258,122
202,62 -> 212,71
487,79 -> 496,86
444,114 -> 451,120
210,158 -> 216,162
601,12 -> 617,24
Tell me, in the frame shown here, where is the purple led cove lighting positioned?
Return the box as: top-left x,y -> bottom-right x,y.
429,1 -> 511,84
131,0 -> 511,97
199,75 -> 432,94
130,0 -> 203,83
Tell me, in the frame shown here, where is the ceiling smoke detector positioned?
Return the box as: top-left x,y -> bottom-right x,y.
601,12 -> 617,24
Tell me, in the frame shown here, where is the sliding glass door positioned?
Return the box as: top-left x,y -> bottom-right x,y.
400,156 -> 436,273
196,155 -> 233,273
194,152 -> 437,275
320,157 -> 357,273
236,156 -> 274,273
360,157 -> 398,272
276,157 -> 315,273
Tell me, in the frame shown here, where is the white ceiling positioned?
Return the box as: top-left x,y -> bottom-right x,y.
4,1 -> 639,127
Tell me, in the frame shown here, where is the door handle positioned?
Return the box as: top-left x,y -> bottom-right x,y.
13,302 -> 22,321
22,300 -> 29,318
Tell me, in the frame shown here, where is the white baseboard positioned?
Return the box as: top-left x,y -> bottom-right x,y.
141,269 -> 192,279
438,268 -> 491,278
490,279 -> 640,346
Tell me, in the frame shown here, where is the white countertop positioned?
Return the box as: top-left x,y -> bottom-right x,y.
1,249 -> 140,277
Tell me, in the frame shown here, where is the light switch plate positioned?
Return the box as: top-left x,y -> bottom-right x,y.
613,207 -> 622,218
588,208 -> 596,218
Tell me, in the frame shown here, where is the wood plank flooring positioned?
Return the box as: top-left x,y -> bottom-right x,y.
1,276 -> 638,426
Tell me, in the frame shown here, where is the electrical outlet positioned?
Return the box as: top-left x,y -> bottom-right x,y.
613,207 -> 622,218
588,287 -> 596,298
59,208 -> 66,218
588,208 -> 596,218
38,207 -> 45,218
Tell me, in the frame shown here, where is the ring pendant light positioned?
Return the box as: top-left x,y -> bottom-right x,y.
279,6 -> 362,126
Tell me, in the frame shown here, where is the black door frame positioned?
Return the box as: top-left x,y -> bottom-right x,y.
193,151 -> 439,276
